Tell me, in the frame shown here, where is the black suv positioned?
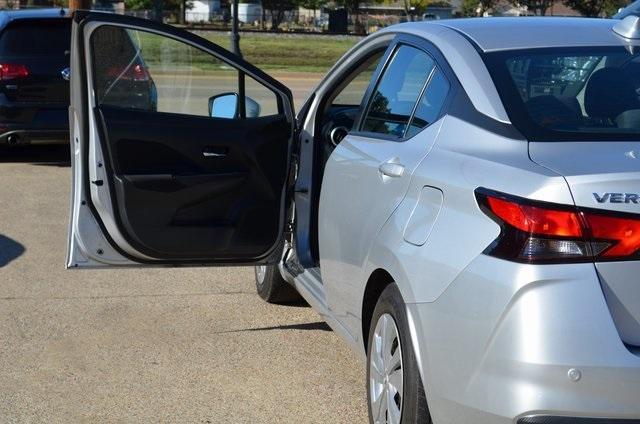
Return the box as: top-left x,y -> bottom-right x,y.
0,8 -> 70,146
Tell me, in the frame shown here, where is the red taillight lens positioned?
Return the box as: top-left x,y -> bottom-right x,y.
583,212 -> 640,258
131,64 -> 150,81
477,189 -> 640,263
0,64 -> 29,80
486,196 -> 583,238
106,63 -> 150,82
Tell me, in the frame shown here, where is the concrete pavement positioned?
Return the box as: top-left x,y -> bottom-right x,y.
0,73 -> 368,423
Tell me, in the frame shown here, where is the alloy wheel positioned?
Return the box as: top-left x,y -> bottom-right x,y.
255,265 -> 267,286
369,313 -> 404,424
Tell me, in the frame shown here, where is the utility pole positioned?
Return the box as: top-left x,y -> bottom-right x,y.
68,0 -> 91,11
153,0 -> 164,22
230,0 -> 245,118
231,0 -> 242,57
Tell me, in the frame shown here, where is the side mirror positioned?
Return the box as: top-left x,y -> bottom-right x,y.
209,93 -> 239,119
209,92 -> 261,119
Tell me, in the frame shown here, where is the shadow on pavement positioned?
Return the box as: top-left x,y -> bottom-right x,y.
0,234 -> 25,267
220,321 -> 332,334
0,145 -> 70,167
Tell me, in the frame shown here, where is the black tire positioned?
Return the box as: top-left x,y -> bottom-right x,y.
254,265 -> 301,304
366,283 -> 431,424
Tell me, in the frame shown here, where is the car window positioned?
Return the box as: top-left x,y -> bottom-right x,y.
406,68 -> 450,138
332,51 -> 384,106
485,46 -> 640,141
90,26 -> 278,118
0,19 -> 70,56
361,45 -> 435,138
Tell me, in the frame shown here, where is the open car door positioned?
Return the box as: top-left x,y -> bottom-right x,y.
66,12 -> 295,268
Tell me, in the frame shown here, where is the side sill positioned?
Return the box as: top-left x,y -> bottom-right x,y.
519,416 -> 640,424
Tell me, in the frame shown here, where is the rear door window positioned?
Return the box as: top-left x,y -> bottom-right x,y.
360,45 -> 435,138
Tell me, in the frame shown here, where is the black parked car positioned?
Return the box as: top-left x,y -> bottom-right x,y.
0,8 -> 72,146
0,8 -> 158,147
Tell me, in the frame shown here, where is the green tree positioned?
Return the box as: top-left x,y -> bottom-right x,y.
125,0 -> 192,22
262,0 -> 297,29
125,0 -> 152,10
461,0 -> 480,15
381,0 -> 430,20
404,0 -> 431,18
298,0 -> 327,20
461,0 -> 499,15
298,0 -> 326,13
562,0 -> 626,16
509,0 -> 554,15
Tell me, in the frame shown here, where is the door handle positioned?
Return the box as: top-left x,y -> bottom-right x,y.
202,146 -> 227,158
379,162 -> 405,178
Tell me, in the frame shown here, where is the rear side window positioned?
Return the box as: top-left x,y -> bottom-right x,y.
406,69 -> 450,138
0,19 -> 70,56
361,45 -> 435,137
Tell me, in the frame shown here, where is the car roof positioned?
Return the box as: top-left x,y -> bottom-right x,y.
394,17 -> 630,52
0,8 -> 69,29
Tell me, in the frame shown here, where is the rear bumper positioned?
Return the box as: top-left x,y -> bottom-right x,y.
0,94 -> 69,145
0,129 -> 68,145
407,255 -> 640,424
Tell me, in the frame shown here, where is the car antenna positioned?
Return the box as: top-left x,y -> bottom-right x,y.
613,15 -> 640,39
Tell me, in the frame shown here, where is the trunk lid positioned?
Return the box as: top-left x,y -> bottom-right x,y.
530,141 -> 640,346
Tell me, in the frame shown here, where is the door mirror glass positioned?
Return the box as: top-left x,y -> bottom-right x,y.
209,93 -> 262,119
209,93 -> 238,118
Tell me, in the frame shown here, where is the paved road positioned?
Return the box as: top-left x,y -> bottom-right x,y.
0,73 -> 368,423
153,72 -> 315,117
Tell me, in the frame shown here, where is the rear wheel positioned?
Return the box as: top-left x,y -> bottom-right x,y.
254,265 -> 301,304
367,283 -> 431,424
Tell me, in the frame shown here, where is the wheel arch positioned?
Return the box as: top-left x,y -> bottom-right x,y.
361,268 -> 396,353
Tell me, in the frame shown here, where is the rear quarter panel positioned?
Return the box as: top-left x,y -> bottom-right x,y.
363,115 -> 574,305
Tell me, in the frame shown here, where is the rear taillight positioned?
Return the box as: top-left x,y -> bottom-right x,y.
0,64 -> 29,80
476,189 -> 640,263
106,63 -> 150,82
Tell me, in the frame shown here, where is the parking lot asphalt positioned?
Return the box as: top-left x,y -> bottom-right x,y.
0,73 -> 368,423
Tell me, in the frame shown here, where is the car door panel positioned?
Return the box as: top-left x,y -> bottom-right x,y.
319,35 -> 456,337
320,123 -> 443,334
96,106 -> 290,259
67,12 -> 294,268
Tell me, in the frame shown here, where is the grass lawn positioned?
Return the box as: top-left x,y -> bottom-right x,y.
193,32 -> 360,73
133,29 -> 359,74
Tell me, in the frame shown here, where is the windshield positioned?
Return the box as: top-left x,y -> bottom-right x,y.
485,47 -> 640,141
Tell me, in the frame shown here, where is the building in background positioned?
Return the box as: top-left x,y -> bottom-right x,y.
94,0 -> 125,13
186,0 -> 221,21
234,0 -> 261,23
